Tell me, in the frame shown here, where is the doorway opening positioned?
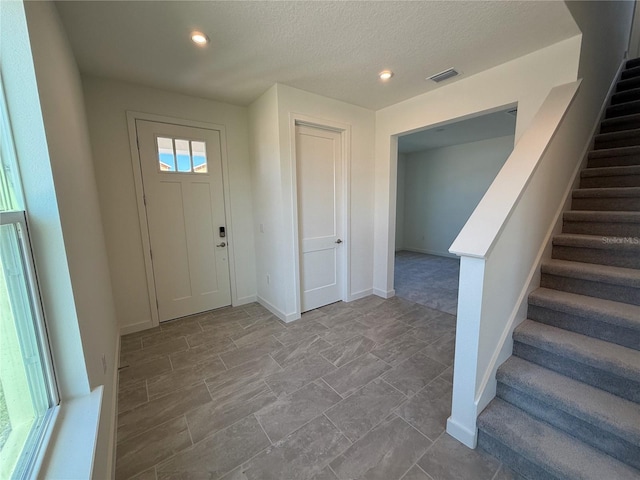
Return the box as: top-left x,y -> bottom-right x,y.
394,108 -> 517,315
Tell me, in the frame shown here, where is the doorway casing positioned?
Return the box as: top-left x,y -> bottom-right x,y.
289,113 -> 351,319
126,111 -> 240,331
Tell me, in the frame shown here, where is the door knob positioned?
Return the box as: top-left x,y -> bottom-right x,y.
216,242 -> 226,247
335,239 -> 343,244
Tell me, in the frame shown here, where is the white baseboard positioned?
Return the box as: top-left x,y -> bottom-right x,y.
348,288 -> 373,302
284,311 -> 301,323
446,416 -> 478,449
372,288 -> 395,299
234,294 -> 258,306
257,295 -> 300,323
105,337 -> 120,480
119,320 -> 154,336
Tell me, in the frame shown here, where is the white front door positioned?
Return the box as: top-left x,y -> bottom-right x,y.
296,124 -> 344,312
136,120 -> 231,322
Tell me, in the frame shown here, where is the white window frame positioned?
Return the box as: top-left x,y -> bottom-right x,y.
0,75 -> 60,480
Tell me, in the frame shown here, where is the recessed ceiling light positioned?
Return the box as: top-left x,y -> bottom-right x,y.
191,31 -> 209,46
379,70 -> 394,81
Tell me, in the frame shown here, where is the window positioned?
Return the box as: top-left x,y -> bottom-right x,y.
0,81 -> 58,479
156,137 -> 208,173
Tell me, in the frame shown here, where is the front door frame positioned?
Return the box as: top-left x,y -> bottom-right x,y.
126,111 -> 238,327
290,113 -> 351,316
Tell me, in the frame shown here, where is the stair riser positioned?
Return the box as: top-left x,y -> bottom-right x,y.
588,155 -> 640,168
594,136 -> 640,150
626,58 -> 640,70
600,118 -> 640,133
572,197 -> 640,211
606,102 -> 640,118
540,273 -> 640,306
621,67 -> 640,80
580,175 -> 640,188
617,76 -> 640,92
477,432 -> 557,480
496,384 -> 640,470
527,304 -> 640,351
562,220 -> 640,237
611,90 -> 640,105
512,342 -> 640,402
552,245 -> 640,269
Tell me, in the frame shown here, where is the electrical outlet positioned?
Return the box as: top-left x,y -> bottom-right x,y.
101,354 -> 107,375
266,274 -> 270,284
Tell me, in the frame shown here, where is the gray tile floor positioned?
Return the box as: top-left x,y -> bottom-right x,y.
394,251 -> 460,315
117,296 -> 520,480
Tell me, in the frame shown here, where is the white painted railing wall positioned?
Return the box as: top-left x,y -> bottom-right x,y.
446,80 -> 583,447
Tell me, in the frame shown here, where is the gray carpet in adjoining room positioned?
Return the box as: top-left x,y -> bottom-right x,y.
394,251 -> 460,315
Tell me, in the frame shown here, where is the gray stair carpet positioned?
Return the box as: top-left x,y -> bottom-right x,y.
477,57 -> 640,479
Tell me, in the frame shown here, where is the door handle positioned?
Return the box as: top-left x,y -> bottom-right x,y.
216,242 -> 226,247
335,239 -> 343,244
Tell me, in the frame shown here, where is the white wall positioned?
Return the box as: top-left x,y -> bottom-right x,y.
395,154 -> 406,251
82,76 -> 257,333
249,84 -> 376,320
400,136 -> 514,257
249,85 -> 286,316
373,35 -> 583,297
2,1 -> 119,477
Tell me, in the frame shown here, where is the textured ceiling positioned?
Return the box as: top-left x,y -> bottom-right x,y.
398,109 -> 517,153
55,1 -> 580,110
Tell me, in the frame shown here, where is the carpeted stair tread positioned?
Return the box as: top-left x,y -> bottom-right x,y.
617,75 -> 640,92
606,99 -> 640,118
497,356 -> 640,446
588,144 -> 640,159
600,113 -> 640,133
553,232 -> 640,253
626,58 -> 640,70
611,87 -> 640,105
581,165 -> 640,178
478,399 -> 640,480
529,287 -> 640,333
513,320 -> 640,384
541,259 -> 640,287
573,186 -> 640,198
594,127 -> 640,143
563,210 -> 640,224
621,65 -> 640,80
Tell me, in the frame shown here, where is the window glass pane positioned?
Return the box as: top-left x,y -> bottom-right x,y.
0,221 -> 55,479
191,141 -> 207,173
157,137 -> 175,172
175,139 -> 191,173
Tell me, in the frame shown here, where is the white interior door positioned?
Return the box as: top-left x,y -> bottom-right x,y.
136,120 -> 231,322
296,124 -> 344,312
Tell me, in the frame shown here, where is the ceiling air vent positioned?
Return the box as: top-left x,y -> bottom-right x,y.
428,68 -> 459,83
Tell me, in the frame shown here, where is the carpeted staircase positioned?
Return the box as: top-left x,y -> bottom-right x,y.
477,58 -> 640,479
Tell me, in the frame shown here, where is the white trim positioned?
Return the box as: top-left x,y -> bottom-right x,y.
234,294 -> 258,306
289,113 -> 352,315
373,287 -> 395,299
104,336 -> 121,480
347,288 -> 373,302
257,295 -> 301,323
120,320 -> 154,336
446,416 -> 477,449
125,111 -> 239,328
36,387 -> 103,479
